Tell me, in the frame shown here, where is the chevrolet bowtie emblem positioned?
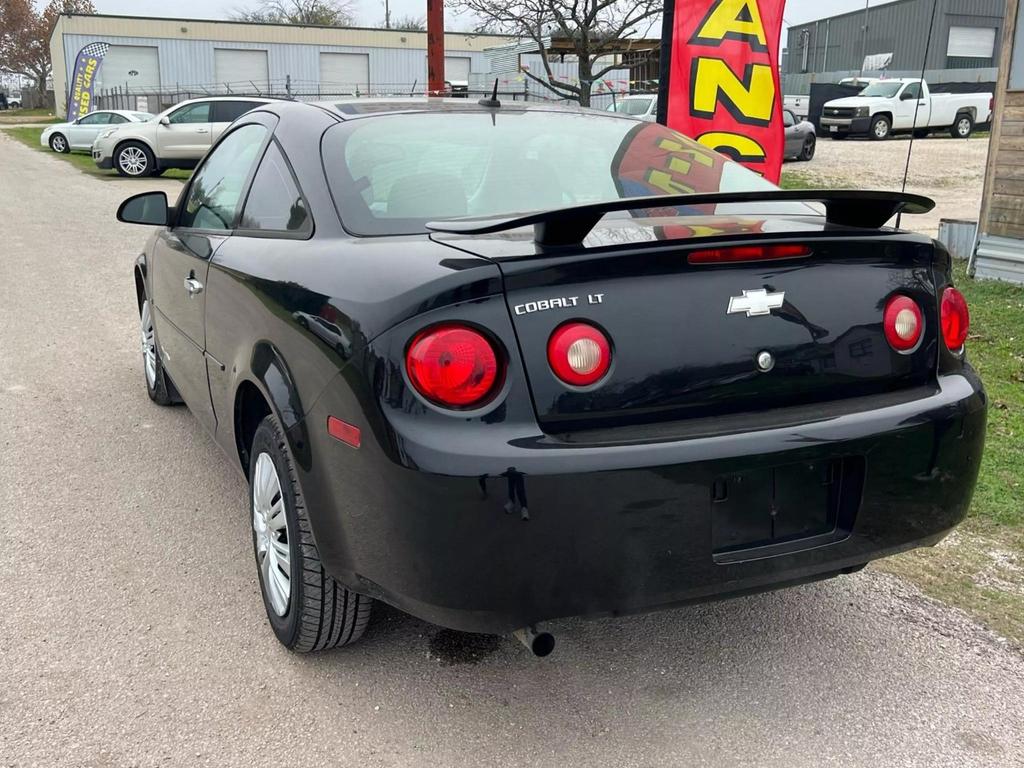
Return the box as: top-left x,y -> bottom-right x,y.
727,289 -> 786,317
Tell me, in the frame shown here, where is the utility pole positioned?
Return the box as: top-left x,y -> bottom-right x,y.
858,0 -> 870,78
383,0 -> 391,28
426,0 -> 445,95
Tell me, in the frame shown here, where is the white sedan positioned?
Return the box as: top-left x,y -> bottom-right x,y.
41,110 -> 154,154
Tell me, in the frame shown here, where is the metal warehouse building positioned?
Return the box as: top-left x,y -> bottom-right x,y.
49,13 -> 514,114
785,0 -> 1006,74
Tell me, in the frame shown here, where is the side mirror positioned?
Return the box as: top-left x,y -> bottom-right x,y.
900,90 -> 914,101
117,191 -> 172,226
159,115 -> 170,126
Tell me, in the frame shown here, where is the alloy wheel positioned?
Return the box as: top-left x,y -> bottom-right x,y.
51,135 -> 66,152
252,452 -> 291,617
140,300 -> 157,389
119,146 -> 148,176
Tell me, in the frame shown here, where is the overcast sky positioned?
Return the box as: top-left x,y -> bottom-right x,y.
83,0 -> 885,39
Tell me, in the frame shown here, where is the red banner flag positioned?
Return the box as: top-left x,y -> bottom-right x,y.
658,0 -> 786,182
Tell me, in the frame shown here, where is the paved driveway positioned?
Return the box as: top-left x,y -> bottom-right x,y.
1,132 -> 1022,768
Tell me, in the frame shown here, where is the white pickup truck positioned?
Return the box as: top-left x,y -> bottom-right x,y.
820,78 -> 992,140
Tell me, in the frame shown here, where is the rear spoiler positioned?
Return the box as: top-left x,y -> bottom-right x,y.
426,190 -> 934,248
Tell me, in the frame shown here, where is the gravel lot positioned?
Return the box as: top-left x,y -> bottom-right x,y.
2,132 -> 1023,768
788,134 -> 990,238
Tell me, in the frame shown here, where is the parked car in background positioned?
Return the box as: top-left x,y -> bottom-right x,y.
92,96 -> 272,177
607,94 -> 658,121
116,98 -> 984,656
8,93 -> 22,109
783,108 -> 816,161
40,110 -> 153,154
821,79 -> 992,140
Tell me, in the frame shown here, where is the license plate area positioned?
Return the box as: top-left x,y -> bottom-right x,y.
711,458 -> 863,563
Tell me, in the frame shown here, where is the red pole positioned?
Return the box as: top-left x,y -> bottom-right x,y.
426,0 -> 445,95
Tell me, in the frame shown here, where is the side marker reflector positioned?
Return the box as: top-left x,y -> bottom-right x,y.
327,416 -> 361,449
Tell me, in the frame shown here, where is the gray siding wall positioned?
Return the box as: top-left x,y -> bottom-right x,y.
784,0 -> 1005,74
61,33 -> 492,95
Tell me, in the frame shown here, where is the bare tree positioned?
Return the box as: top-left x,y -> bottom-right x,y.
453,0 -> 660,106
233,0 -> 355,25
388,14 -> 426,31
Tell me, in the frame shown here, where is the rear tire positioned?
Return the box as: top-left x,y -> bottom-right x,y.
799,135 -> 816,161
115,141 -> 155,177
49,133 -> 69,153
869,115 -> 891,140
249,414 -> 373,652
951,114 -> 974,139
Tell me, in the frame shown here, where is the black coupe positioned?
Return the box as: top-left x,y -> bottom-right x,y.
118,98 -> 986,656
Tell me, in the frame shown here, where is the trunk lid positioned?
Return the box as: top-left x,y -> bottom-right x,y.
434,214 -> 939,432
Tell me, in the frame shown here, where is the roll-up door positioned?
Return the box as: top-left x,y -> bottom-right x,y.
214,49 -> 270,92
319,52 -> 370,93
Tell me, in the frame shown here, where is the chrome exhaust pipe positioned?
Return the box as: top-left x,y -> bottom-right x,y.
513,625 -> 555,657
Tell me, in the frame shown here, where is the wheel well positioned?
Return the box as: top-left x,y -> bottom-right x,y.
115,137 -> 154,159
234,381 -> 272,478
49,131 -> 66,143
956,108 -> 976,121
133,265 -> 146,314
872,112 -> 892,123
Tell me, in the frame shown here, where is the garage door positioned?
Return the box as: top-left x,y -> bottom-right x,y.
445,56 -> 471,82
215,49 -> 270,92
319,53 -> 370,94
946,26 -> 997,58
98,45 -> 160,90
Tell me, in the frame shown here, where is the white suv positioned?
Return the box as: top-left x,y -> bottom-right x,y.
92,96 -> 273,177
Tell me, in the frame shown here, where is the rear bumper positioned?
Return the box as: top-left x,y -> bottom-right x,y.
303,370 -> 986,634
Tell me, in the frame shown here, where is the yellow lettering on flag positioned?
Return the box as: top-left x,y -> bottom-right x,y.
690,0 -> 768,51
696,131 -> 766,163
690,57 -> 775,126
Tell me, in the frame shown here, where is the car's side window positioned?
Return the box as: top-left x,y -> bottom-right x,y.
238,142 -> 312,234
108,114 -> 129,124
902,83 -> 922,100
79,113 -> 110,125
213,101 -> 263,124
168,102 -> 211,124
783,110 -> 795,127
177,124 -> 269,231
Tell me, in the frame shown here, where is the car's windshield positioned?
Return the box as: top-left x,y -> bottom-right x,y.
132,112 -> 154,121
609,98 -> 653,116
323,110 -> 795,236
859,81 -> 905,98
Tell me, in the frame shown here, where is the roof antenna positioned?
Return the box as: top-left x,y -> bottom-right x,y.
478,78 -> 501,108
896,0 -> 938,229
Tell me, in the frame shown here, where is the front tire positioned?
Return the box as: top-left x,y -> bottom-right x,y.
249,414 -> 372,652
49,134 -> 69,153
870,115 -> 891,140
139,298 -> 178,406
951,114 -> 974,139
799,135 -> 816,161
115,141 -> 156,177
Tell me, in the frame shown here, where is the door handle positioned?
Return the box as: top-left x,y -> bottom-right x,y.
195,128 -> 209,134
184,277 -> 204,297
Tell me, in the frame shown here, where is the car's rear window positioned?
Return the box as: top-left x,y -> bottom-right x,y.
322,110 -> 796,236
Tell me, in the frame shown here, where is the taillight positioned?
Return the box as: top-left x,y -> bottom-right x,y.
940,286 -> 970,352
547,322 -> 611,387
883,295 -> 923,351
688,243 -> 811,264
405,324 -> 501,408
